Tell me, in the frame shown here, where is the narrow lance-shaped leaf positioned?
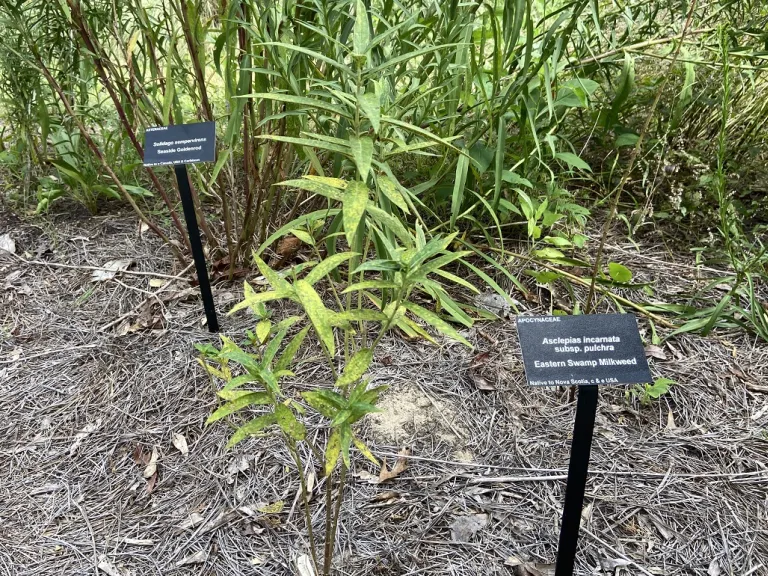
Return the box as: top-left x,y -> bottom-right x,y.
358,92 -> 380,133
305,252 -> 358,285
349,135 -> 373,181
295,280 -> 335,357
275,325 -> 311,372
336,348 -> 373,388
227,413 -> 277,449
402,301 -> 472,347
325,428 -> 341,477
206,392 -> 272,425
343,181 -> 369,249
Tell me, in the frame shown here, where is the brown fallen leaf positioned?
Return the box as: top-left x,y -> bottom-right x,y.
504,557 -> 555,576
175,550 -> 209,566
91,259 -> 134,282
450,513 -> 488,542
645,345 -> 667,360
470,369 -> 496,391
370,491 -> 401,503
378,448 -> 409,483
145,472 -> 158,495
268,235 -> 303,269
143,447 -> 158,478
172,432 -> 189,456
666,410 -> 677,430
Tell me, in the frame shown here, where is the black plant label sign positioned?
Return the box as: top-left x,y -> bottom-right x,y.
143,122 -> 216,167
517,314 -> 652,387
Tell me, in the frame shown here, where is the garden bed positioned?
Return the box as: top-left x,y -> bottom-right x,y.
1,208 -> 767,575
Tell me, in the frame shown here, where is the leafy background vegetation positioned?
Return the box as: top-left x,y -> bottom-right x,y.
1,1 -> 767,571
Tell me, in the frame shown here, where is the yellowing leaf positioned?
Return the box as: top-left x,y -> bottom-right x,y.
378,176 -> 409,213
343,181 -> 369,249
336,348 -> 373,387
325,428 -> 341,477
295,280 -> 335,357
353,435 -> 379,466
303,175 -> 347,189
256,500 -> 284,514
256,320 -> 272,344
403,302 -> 471,347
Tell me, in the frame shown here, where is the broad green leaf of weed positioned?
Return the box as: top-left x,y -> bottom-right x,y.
608,262 -> 632,283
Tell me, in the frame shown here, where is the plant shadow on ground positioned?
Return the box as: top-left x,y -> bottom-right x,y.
1,210 -> 767,575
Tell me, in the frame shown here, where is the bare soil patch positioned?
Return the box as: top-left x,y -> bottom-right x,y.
1,209 -> 767,576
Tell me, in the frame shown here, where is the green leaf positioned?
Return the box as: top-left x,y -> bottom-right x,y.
305,252 -> 358,285
468,141 -> 494,174
450,153 -> 470,230
295,280 -> 335,357
289,229 -> 315,245
275,325 -> 310,372
366,205 -> 411,245
607,53 -> 635,127
616,133 -> 640,148
608,262 -> 632,283
336,348 -> 373,388
206,392 -> 272,425
402,302 -> 472,347
256,209 -> 341,257
353,0 -> 370,57
501,170 -> 533,188
325,428 -> 341,477
240,92 -> 350,118
275,403 -> 306,441
543,236 -> 572,247
252,253 -> 293,296
227,413 -> 276,448
358,92 -> 380,133
349,136 -> 373,181
647,377 -> 674,399
555,152 -> 591,172
256,134 -> 350,155
303,389 -> 345,417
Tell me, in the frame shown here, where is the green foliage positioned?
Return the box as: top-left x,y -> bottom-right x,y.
629,377 -> 675,407
202,167 -> 475,574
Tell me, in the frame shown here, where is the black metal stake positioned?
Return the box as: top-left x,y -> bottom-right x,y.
555,385 -> 599,576
174,163 -> 219,333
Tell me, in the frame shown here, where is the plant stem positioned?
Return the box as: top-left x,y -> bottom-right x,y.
287,437 -> 320,575
323,463 -> 348,576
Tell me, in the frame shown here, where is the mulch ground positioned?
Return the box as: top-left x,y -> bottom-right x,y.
1,208 -> 767,576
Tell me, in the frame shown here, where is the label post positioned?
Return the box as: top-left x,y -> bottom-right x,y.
516,314 -> 652,575
144,122 -> 219,332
